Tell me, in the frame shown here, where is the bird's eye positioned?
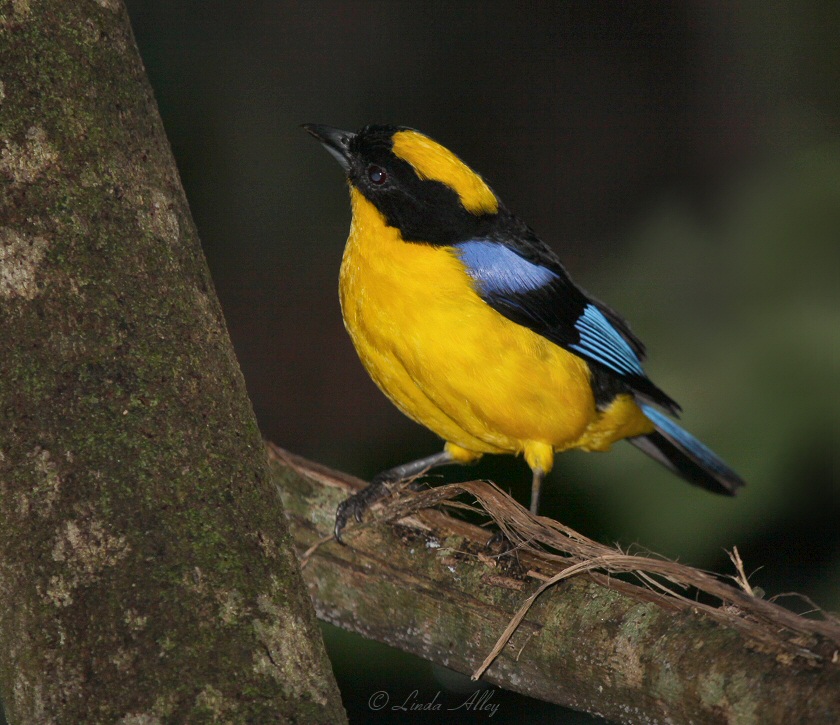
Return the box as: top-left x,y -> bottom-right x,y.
367,165 -> 387,185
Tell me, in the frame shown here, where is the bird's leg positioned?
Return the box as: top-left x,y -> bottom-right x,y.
334,450 -> 457,542
530,468 -> 545,515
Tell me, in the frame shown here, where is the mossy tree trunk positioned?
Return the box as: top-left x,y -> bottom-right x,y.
0,2 -> 345,722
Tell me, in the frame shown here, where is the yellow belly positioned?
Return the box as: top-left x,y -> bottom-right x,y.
339,190 -> 654,472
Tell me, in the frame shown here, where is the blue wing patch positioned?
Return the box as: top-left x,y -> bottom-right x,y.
453,237 -> 678,412
456,239 -> 644,377
570,304 -> 645,377
455,240 -> 557,295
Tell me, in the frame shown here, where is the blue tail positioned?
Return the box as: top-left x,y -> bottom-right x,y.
628,405 -> 745,495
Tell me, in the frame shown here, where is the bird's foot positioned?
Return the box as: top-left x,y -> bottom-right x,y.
334,476 -> 395,543
485,528 -> 511,553
334,450 -> 455,543
483,528 -> 526,576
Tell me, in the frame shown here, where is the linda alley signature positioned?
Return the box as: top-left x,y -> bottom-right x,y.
368,688 -> 499,718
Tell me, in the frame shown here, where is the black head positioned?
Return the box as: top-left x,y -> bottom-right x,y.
303,124 -> 502,245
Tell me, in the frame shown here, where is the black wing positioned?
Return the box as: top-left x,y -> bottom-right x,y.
453,233 -> 680,414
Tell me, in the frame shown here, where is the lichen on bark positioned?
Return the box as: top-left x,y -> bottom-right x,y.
0,2 -> 345,722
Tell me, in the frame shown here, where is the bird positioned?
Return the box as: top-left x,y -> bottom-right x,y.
303,123 -> 745,542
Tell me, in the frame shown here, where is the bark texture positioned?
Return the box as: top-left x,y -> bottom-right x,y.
270,445 -> 840,725
0,3 -> 345,723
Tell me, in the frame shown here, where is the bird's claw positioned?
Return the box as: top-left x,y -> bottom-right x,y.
333,479 -> 393,544
485,529 -> 511,553
334,496 -> 366,543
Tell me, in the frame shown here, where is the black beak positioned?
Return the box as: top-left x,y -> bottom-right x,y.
302,124 -> 356,173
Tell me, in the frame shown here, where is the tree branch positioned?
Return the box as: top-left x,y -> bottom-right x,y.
269,444 -> 840,724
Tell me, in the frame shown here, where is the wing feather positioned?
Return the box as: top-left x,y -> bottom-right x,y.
454,238 -> 679,413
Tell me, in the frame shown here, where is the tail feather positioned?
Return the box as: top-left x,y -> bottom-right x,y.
628,404 -> 745,496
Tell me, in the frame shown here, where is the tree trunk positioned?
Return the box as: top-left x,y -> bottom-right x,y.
270,445 -> 840,725
0,3 -> 345,723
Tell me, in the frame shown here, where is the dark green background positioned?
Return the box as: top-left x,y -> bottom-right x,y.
125,2 -> 839,722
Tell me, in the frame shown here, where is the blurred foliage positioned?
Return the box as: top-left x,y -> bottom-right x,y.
125,1 -> 839,721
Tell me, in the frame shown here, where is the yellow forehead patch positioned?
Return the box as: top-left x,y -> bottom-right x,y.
391,130 -> 498,215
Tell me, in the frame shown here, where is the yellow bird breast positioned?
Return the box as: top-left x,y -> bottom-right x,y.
339,189 -> 652,471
